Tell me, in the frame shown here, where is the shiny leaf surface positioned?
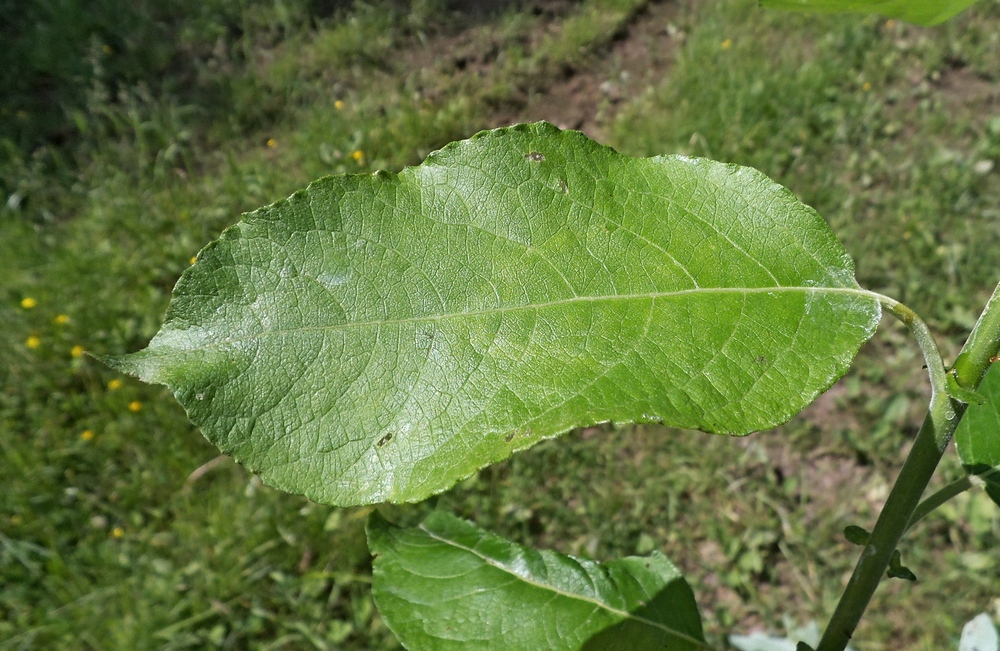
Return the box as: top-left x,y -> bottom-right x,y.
107,122 -> 880,505
367,511 -> 706,651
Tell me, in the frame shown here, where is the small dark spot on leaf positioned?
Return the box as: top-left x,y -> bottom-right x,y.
755,355 -> 768,366
521,427 -> 533,438
504,431 -> 516,443
525,152 -> 545,162
377,433 -> 393,447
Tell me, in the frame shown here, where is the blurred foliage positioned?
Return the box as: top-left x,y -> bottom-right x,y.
0,0 -> 321,154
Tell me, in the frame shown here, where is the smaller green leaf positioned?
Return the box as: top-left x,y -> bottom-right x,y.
955,363 -> 1000,508
759,0 -> 980,26
843,525 -> 870,546
367,511 -> 707,651
886,549 -> 916,582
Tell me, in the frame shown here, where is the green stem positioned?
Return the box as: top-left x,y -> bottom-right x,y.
952,283 -> 1000,388
877,296 -> 951,428
905,475 -> 973,534
815,280 -> 1000,651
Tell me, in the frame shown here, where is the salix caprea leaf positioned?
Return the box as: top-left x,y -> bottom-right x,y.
106,122 -> 880,506
367,511 -> 708,651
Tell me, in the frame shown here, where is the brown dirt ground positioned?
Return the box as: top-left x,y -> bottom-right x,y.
486,0 -> 685,141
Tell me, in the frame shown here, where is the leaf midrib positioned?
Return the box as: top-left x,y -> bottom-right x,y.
417,523 -> 713,650
166,285 -> 879,352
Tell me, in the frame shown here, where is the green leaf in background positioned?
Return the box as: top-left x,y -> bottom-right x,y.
366,511 -> 707,651
106,122 -> 881,506
759,0 -> 980,26
955,363 -> 1000,507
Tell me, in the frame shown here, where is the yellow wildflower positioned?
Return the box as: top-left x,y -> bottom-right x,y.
54,314 -> 70,325
885,19 -> 895,28
267,138 -> 277,148
112,527 -> 125,538
108,379 -> 123,390
71,345 -> 85,358
721,39 -> 733,51
26,335 -> 40,349
20,297 -> 37,309
128,401 -> 143,412
335,100 -> 345,110
10,514 -> 22,525
81,429 -> 95,441
190,256 -> 198,265
350,149 -> 365,163
862,82 -> 872,92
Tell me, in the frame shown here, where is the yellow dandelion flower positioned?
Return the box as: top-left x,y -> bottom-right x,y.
128,401 -> 143,412
721,39 -> 732,51
54,314 -> 70,325
112,527 -> 125,538
10,514 -> 22,525
81,429 -> 95,441
885,19 -> 895,28
20,297 -> 37,309
267,138 -> 278,148
862,82 -> 872,92
335,100 -> 345,110
71,345 -> 85,358
26,335 -> 41,349
350,149 -> 365,162
108,379 -> 123,390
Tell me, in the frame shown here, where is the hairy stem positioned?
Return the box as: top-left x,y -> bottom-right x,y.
816,280 -> 1000,651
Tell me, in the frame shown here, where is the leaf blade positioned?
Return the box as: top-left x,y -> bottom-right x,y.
955,363 -> 1000,507
759,0 -> 980,26
107,122 -> 880,505
366,511 -> 707,651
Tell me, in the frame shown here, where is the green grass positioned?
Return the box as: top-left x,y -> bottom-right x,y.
2,0 -> 999,649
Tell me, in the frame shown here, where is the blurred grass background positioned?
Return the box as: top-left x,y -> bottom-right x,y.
2,0 -> 999,648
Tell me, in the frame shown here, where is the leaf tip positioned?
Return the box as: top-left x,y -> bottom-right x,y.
95,348 -> 173,386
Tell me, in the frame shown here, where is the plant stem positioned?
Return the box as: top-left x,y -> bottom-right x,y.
952,282 -> 1000,389
815,279 -> 1000,651
815,403 -> 961,651
905,475 -> 973,534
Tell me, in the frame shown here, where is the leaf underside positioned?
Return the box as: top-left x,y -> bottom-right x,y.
107,122 -> 880,506
367,511 -> 706,651
955,363 -> 1000,507
759,0 -> 979,26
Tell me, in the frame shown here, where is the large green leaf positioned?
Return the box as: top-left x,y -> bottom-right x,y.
760,0 -> 980,26
955,363 -> 1000,506
106,122 -> 880,506
367,511 -> 707,651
